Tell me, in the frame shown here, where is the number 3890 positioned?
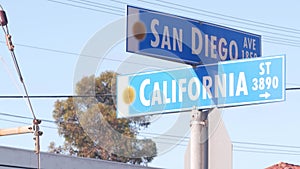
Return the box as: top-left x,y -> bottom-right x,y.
252,76 -> 279,91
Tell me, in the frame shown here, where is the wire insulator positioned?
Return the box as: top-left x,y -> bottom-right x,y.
33,120 -> 43,154
5,34 -> 14,51
33,119 -> 42,125
0,10 -> 8,26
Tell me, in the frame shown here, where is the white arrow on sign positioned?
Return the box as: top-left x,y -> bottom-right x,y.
259,92 -> 271,99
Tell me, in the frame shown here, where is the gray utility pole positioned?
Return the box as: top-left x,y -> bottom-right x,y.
0,119 -> 43,169
190,108 -> 209,169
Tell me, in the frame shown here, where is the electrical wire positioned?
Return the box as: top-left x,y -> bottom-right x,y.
0,56 -> 24,95
263,40 -> 300,48
47,0 -> 123,16
0,118 -> 57,130
136,0 -> 300,47
263,36 -> 300,45
0,5 -> 43,169
141,131 -> 190,140
0,118 -> 30,126
5,112 -> 300,150
45,0 -> 300,50
152,0 -> 300,34
140,0 -> 300,35
2,1 -> 300,67
0,112 -> 55,123
66,0 -> 120,12
0,163 -> 36,169
234,145 -> 300,154
110,0 -> 127,5
233,141 -> 300,149
47,0 -> 300,47
0,40 -> 181,69
68,0 -> 124,13
0,86 -> 299,99
0,27 -> 37,120
6,39 -> 300,76
234,149 -> 300,156
286,87 -> 300,91
2,112 -> 300,156
2,114 -> 300,157
138,0 -> 300,42
0,95 -> 109,99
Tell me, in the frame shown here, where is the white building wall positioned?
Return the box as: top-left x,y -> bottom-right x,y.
0,146 -> 160,169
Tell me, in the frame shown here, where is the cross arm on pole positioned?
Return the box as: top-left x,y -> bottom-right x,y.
0,126 -> 34,136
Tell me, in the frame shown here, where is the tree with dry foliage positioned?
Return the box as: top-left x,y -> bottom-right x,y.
49,71 -> 156,165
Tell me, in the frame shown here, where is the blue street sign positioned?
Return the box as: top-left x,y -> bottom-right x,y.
117,55 -> 285,117
127,6 -> 262,65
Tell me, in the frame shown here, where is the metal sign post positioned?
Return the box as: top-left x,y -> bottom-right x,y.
190,109 -> 202,169
190,108 -> 209,169
186,108 -> 232,169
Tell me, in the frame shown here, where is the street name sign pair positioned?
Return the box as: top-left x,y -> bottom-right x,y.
117,6 -> 285,117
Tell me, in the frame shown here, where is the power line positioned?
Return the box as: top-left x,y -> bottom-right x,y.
140,0 -> 300,35
0,4 -> 299,68
82,0 -> 124,10
0,41 -> 176,69
152,0 -> 300,34
234,143 -> 300,155
286,87 -> 300,91
47,0 -> 123,16
0,164 -> 37,169
141,131 -> 189,140
0,6 -> 37,121
3,111 -> 300,150
42,0 -> 300,49
233,141 -> 300,149
263,40 -> 300,48
0,113 -> 190,147
0,86 -> 299,99
264,36 -> 300,45
0,93 -> 116,99
0,95 -> 101,99
47,0 -> 300,47
1,5 -> 45,168
234,145 -> 300,154
138,0 -> 300,42
287,82 -> 300,86
234,149 -> 300,156
154,140 -> 187,147
66,0 -> 124,13
0,117 -> 30,126
110,0 -> 128,5
139,133 -> 189,144
135,0 -> 300,48
0,118 -> 56,130
3,116 -> 300,156
0,112 -> 55,123
0,113 -> 188,147
2,112 -> 300,155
